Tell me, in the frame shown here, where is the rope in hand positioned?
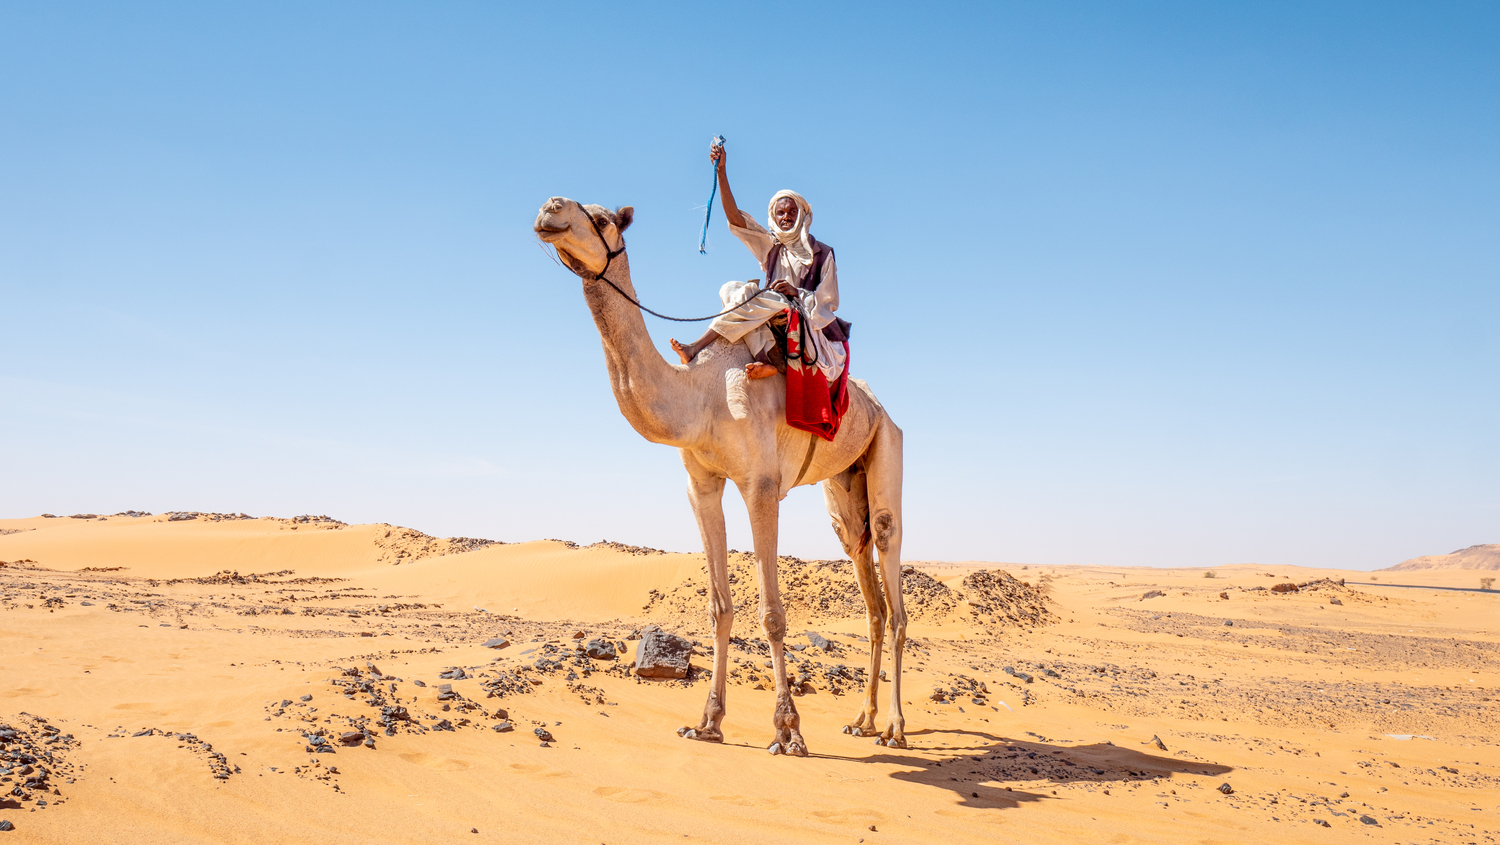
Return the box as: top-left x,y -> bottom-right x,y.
699,134 -> 725,254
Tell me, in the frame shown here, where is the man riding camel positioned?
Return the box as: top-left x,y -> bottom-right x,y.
671,141 -> 850,384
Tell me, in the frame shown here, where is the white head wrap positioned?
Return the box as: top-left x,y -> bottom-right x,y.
767,190 -> 814,272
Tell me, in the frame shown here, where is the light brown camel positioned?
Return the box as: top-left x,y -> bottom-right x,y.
533,197 -> 908,754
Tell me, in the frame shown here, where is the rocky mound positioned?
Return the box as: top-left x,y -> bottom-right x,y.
642,555 -> 1053,638
1384,544 -> 1500,571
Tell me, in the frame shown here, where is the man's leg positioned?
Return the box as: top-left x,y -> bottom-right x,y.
671,328 -> 722,365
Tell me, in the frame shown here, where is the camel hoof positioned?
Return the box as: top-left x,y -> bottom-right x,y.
885,737 -> 907,749
787,740 -> 808,757
768,742 -> 783,755
677,726 -> 693,738
841,725 -> 851,735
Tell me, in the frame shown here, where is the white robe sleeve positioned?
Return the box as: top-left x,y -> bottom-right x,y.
726,214 -> 776,269
798,253 -> 839,331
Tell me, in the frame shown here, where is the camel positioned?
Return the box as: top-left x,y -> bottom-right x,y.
533,197 -> 908,755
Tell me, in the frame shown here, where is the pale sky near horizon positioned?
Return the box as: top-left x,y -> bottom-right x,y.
2,2 -> 1496,570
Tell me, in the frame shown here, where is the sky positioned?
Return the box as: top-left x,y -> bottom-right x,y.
2,2 -> 1496,569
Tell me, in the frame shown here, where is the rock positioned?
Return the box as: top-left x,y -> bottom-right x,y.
0,820 -> 12,831
1224,620 -> 1233,626
1150,735 -> 1167,751
1329,597 -> 1343,606
300,695 -> 312,702
571,631 -> 586,639
1217,783 -> 1234,795
1218,592 -> 1228,600
1271,583 -> 1299,594
804,632 -> 833,652
533,728 -> 554,742
413,680 -> 426,687
634,627 -> 692,679
1314,819 -> 1330,827
339,731 -> 364,746
481,638 -> 510,650
1359,815 -> 1379,826
492,721 -> 513,733
1141,590 -> 1165,600
584,639 -> 617,660
132,729 -> 152,737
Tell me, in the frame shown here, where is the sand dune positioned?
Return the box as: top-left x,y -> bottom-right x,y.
1386,543 -> 1500,571
2,512 -> 1498,844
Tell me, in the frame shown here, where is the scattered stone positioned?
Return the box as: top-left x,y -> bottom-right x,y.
1271,583 -> 1299,594
300,695 -> 312,702
1223,620 -> 1233,626
1329,597 -> 1343,606
1359,815 -> 1379,826
584,639 -> 617,660
634,627 -> 692,679
1217,783 -> 1234,795
481,638 -> 510,650
533,728 -> 554,743
1218,592 -> 1228,600
804,632 -> 833,652
492,721 -> 513,733
1314,819 -> 1331,827
571,631 -> 586,639
0,820 -> 12,831
1141,590 -> 1165,601
1149,735 -> 1167,751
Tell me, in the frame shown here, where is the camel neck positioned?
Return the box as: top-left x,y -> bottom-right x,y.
581,254 -> 685,446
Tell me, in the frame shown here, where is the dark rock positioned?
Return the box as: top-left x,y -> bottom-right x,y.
533,728 -> 554,742
132,729 -> 152,737
804,632 -> 833,652
1359,815 -> 1379,826
1224,620 -> 1233,626
413,680 -> 426,687
492,721 -> 513,733
1218,592 -> 1228,600
1150,735 -> 1167,751
339,731 -> 364,746
299,695 -> 312,702
0,820 -> 13,831
584,639 -> 617,660
1141,590 -> 1165,600
634,627 -> 692,679
1329,597 -> 1343,606
1217,783 -> 1234,795
481,638 -> 510,650
1271,583 -> 1299,594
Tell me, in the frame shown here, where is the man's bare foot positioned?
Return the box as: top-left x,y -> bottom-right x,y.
745,362 -> 778,379
670,339 -> 692,364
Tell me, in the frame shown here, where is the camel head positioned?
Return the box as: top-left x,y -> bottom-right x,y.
534,197 -> 634,278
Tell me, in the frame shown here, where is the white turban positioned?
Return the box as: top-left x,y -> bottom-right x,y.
767,189 -> 814,273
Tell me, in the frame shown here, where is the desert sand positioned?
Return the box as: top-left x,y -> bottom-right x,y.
1,512 -> 1497,844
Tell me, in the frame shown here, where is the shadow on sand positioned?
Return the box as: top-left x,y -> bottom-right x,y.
819,726 -> 1233,811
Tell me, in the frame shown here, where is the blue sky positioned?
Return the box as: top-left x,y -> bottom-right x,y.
2,2 -> 1496,568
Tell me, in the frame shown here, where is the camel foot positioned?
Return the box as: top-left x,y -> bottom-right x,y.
745,362 -> 778,379
678,725 -> 723,743
844,710 -> 879,737
877,726 -> 908,749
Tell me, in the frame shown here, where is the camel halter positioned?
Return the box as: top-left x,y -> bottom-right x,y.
567,202 -> 776,324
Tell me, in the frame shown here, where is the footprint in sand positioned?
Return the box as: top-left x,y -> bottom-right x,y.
594,786 -> 666,803
398,752 -> 470,771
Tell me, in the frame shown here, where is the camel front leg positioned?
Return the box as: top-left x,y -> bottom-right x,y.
740,475 -> 806,757
867,422 -> 908,748
680,466 -> 731,743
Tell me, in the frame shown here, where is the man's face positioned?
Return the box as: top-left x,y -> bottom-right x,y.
773,197 -> 799,231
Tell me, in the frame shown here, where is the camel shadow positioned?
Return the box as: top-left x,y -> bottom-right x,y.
834,727 -> 1234,811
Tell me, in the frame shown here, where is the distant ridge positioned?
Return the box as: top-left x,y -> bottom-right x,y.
1383,544 -> 1500,571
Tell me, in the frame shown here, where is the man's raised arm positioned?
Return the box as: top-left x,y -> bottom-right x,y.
710,142 -> 747,229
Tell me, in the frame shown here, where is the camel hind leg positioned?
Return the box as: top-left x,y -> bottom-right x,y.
823,469 -> 885,737
680,462 -> 731,743
865,416 -> 907,748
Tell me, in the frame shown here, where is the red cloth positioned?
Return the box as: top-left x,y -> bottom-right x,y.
783,308 -> 850,442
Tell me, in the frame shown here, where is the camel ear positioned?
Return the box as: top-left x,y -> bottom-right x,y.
615,206 -> 634,232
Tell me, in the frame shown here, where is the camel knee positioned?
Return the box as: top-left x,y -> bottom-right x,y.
872,510 -> 897,554
710,594 -> 734,628
760,608 -> 786,642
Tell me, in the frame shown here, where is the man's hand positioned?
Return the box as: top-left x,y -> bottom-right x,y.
770,280 -> 798,297
710,142 -> 726,173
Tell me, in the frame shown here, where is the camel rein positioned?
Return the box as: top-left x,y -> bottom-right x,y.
572,206 -> 780,324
